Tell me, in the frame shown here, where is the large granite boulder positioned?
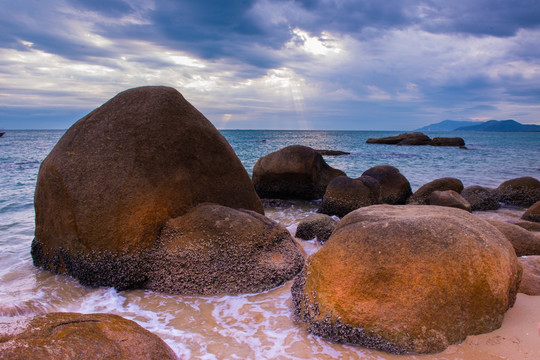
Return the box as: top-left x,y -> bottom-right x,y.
428,190 -> 471,212
32,86 -> 263,291
486,219 -> 540,256
0,312 -> 177,359
408,177 -> 464,205
497,177 -> 540,207
461,185 -> 500,211
252,145 -> 345,200
518,256 -> 540,295
366,132 -> 431,145
145,203 -> 304,295
522,201 -> 540,222
318,176 -> 380,217
295,213 -> 337,243
292,205 -> 520,354
361,165 -> 412,204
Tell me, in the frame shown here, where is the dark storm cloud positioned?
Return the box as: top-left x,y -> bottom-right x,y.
1,0 -> 540,129
67,0 -> 134,17
417,0 -> 540,37
147,0 -> 288,67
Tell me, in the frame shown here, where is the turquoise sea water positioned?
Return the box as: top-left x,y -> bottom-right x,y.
0,129 -> 539,359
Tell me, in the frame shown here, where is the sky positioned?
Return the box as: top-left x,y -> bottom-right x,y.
1,0 -> 540,130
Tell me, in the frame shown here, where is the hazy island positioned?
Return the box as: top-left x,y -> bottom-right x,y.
416,119 -> 540,132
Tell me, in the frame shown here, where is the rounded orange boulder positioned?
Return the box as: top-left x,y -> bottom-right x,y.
292,205 -> 521,354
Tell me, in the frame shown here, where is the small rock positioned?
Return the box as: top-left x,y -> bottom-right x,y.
428,190 -> 471,212
295,214 -> 338,243
408,177 -> 464,205
461,185 -> 500,211
318,176 -> 380,217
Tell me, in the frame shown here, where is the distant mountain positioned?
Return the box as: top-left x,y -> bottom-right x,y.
415,120 -> 481,131
455,119 -> 540,132
416,119 -> 540,132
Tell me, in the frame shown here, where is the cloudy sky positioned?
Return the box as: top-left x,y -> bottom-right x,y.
1,0 -> 540,130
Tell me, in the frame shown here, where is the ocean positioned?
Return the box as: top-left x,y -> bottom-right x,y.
0,129 -> 539,359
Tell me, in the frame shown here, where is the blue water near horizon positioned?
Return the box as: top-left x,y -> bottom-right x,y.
2,129 -> 538,258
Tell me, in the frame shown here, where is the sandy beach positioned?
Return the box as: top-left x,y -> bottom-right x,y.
416,294 -> 540,360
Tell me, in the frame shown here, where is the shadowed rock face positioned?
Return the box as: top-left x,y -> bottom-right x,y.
0,312 -> 177,360
486,219 -> 540,256
252,145 -> 346,200
361,165 -> 412,204
522,201 -> 540,222
461,185 -> 500,211
32,86 -> 263,290
497,177 -> 540,207
292,205 -> 521,354
428,190 -> 471,212
145,203 -> 304,295
295,213 -> 337,243
408,177 -> 464,205
318,176 -> 380,218
518,256 -> 540,295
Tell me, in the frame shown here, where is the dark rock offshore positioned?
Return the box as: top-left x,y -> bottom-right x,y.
366,132 -> 466,147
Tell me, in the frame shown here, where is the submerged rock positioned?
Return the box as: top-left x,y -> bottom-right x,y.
252,145 -> 345,200
318,176 -> 380,217
0,312 -> 177,360
145,203 -> 304,295
292,205 -> 520,354
408,177 -> 464,205
32,86 -> 263,291
361,165 -> 412,204
497,177 -> 540,207
461,185 -> 500,211
295,214 -> 337,243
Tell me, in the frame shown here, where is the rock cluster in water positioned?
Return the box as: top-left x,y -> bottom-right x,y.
32,86 -> 303,294
366,132 -> 466,147
247,143 -> 538,354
